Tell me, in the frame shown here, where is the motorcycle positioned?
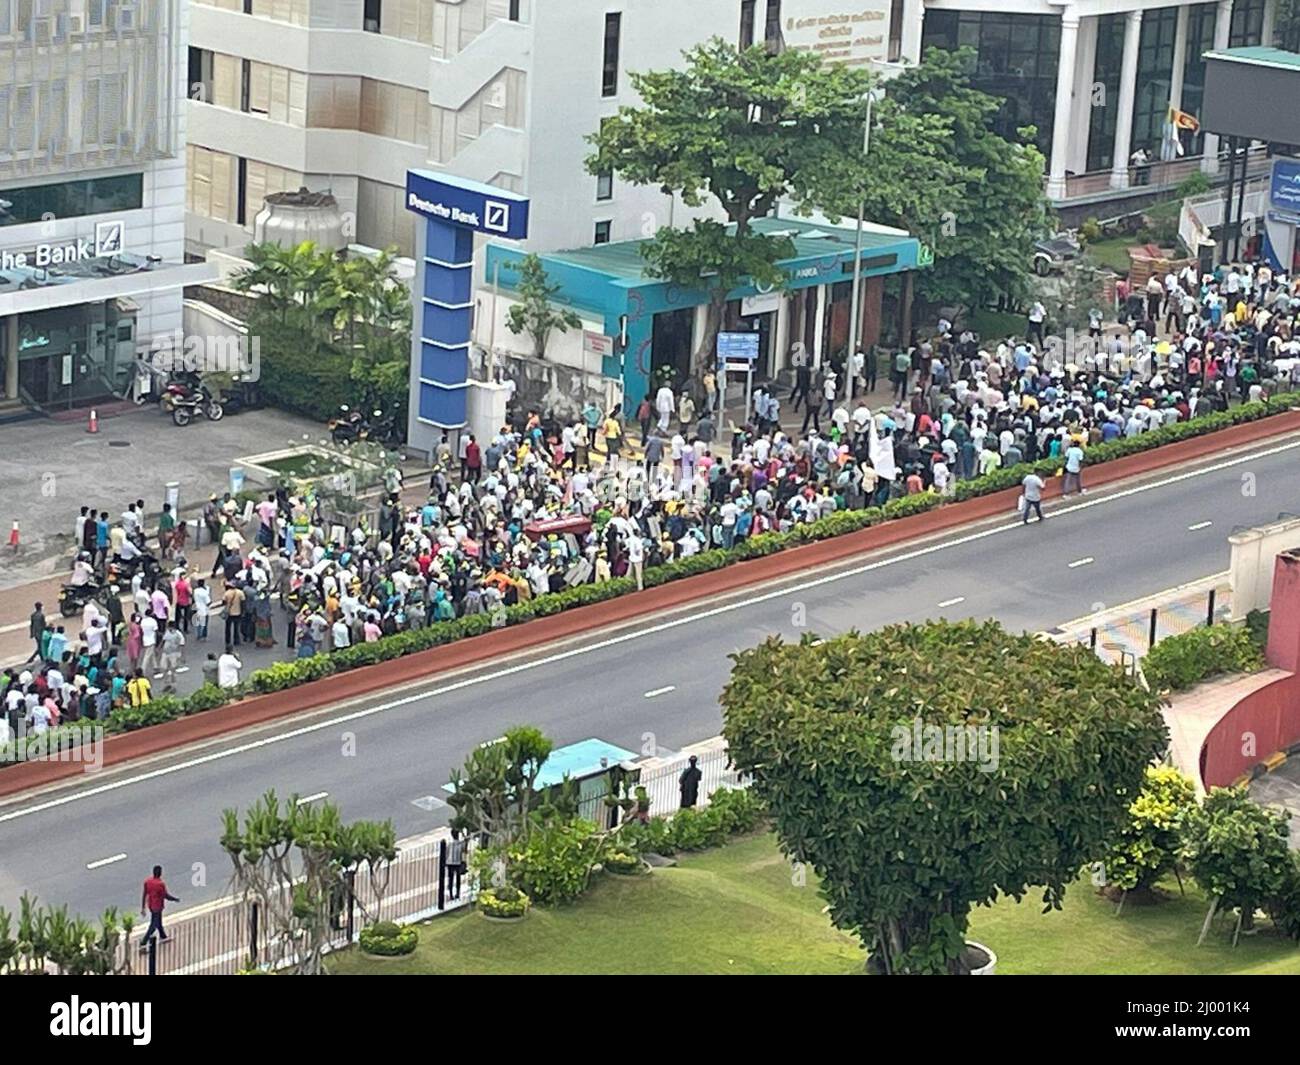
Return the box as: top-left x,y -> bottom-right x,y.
328,405 -> 371,445
59,581 -> 111,617
107,550 -> 162,586
365,408 -> 404,449
216,374 -> 262,416
165,384 -> 224,426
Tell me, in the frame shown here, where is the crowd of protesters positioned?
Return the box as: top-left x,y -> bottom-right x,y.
4,259 -> 1298,731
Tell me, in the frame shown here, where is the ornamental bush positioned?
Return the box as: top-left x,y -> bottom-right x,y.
723,619 -> 1168,974
1141,624 -> 1265,693
505,818 -> 607,905
477,885 -> 531,919
357,920 -> 418,956
617,815 -> 677,856
1097,765 -> 1198,895
1182,786 -> 1293,935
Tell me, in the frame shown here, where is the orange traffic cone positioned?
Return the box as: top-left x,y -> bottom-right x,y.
8,520 -> 17,552
87,408 -> 99,434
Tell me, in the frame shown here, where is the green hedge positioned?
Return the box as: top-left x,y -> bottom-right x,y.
1142,625 -> 1266,693
253,316 -> 353,422
12,395 -> 1294,766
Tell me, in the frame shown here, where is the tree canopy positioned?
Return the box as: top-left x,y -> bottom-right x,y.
722,619 -> 1167,974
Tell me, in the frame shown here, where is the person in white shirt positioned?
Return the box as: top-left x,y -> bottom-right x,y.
140,614 -> 159,676
626,532 -> 645,591
217,647 -> 243,688
331,618 -> 351,650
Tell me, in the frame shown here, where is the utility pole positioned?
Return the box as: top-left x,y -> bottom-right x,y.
846,87 -> 882,407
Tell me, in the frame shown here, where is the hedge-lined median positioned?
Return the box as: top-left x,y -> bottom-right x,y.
6,394 -> 1297,768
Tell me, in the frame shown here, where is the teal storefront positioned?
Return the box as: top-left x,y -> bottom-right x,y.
484,215 -> 923,406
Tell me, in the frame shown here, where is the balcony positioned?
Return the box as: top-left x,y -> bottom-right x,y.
1053,145 -> 1272,207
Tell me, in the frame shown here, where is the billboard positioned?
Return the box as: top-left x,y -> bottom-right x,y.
780,1 -> 892,69
1269,158 -> 1300,214
405,169 -> 530,240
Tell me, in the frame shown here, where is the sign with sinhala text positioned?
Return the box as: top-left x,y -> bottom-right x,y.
781,2 -> 892,69
1269,158 -> 1300,214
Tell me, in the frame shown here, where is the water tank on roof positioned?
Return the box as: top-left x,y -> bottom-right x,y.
253,188 -> 346,251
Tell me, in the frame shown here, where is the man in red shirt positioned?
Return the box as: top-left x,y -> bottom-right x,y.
140,865 -> 180,948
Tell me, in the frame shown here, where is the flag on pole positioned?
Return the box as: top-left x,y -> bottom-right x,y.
868,415 -> 897,483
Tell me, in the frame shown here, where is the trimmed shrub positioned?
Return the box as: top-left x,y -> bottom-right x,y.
1142,625 -> 1265,693
1098,765 -> 1197,894
669,806 -> 729,851
357,920 -> 418,956
706,786 -> 766,835
477,885 -> 531,919
617,815 -> 676,856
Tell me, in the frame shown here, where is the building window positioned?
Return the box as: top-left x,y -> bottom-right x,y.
236,157 -> 248,225
1085,13 -> 1125,172
602,13 -> 621,97
596,170 -> 613,201
594,219 -> 612,244
922,9 -> 1061,159
1131,6 -> 1180,163
1230,0 -> 1266,47
0,174 -> 144,227
364,0 -> 380,33
764,0 -> 782,51
188,47 -> 214,104
739,0 -> 755,49
888,0 -> 903,61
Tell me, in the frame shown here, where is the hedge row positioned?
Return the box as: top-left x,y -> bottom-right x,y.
1142,624 -> 1266,693
9,395 -> 1296,764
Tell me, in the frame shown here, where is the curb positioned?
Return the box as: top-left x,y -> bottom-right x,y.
4,408 -> 1300,798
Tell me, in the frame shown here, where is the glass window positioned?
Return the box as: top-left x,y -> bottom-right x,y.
0,174 -> 143,226
602,13 -> 621,97
922,11 -> 1059,158
1230,0 -> 1266,46
739,0 -> 755,50
1086,13 -> 1125,172
596,170 -> 612,201
594,219 -> 612,244
764,0 -> 781,46
1131,7 -> 1179,161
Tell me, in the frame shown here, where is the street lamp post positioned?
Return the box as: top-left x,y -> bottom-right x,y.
845,88 -> 883,407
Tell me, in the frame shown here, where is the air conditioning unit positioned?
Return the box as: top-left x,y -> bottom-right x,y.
31,16 -> 55,43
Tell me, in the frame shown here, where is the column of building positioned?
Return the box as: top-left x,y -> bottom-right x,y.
1201,0 -> 1236,174
1109,9 -> 1145,189
1046,7 -> 1082,199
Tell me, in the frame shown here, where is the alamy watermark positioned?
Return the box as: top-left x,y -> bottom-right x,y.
0,721 -> 104,773
138,329 -> 261,381
890,716 -> 1000,773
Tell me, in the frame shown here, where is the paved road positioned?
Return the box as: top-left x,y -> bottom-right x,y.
1,437 -> 1297,918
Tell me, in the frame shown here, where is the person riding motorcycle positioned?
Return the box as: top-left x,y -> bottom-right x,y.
70,553 -> 96,587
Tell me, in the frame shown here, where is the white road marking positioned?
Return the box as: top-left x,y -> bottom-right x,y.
1068,557 -> 1095,569
86,853 -> 126,870
643,686 -> 676,698
296,792 -> 329,805
937,597 -> 965,608
2,437 -> 1297,826
1188,521 -> 1213,531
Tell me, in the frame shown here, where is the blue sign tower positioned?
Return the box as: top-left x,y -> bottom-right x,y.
404,170 -> 529,446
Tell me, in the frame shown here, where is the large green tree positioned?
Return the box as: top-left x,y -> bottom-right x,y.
586,39 -> 886,382
860,47 -> 1051,311
722,620 -> 1167,974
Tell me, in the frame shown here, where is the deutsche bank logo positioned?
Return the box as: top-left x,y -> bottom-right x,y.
94,220 -> 124,257
484,201 -> 510,234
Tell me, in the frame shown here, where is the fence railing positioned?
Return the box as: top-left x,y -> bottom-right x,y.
129,745 -> 746,974
1060,584 -> 1230,675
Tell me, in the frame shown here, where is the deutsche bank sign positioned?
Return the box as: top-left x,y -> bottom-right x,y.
405,169 -> 530,240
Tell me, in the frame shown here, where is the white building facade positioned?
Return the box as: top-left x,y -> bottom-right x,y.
0,0 -> 214,410
183,0 -> 1280,263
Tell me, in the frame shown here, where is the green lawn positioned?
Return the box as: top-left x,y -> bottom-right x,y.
330,834 -> 1300,975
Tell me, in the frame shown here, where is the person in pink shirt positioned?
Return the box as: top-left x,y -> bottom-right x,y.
173,573 -> 193,634
363,616 -> 382,642
150,586 -> 170,623
255,495 -> 278,549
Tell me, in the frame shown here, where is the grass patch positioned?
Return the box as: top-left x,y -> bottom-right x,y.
329,834 -> 1300,975
966,308 -> 1025,340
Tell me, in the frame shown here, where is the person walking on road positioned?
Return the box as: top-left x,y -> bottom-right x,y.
678,755 -> 702,810
1062,441 -> 1087,497
159,621 -> 185,693
1021,471 -> 1045,524
140,865 -> 179,949
26,603 -> 46,663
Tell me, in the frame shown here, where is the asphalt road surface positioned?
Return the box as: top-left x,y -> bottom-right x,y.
2,437 -> 1298,917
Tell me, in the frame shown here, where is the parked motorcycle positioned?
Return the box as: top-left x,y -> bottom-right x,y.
165,384 -> 224,426
328,405 -> 371,444
215,374 -> 262,415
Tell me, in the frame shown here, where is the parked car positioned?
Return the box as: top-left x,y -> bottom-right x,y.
1032,234 -> 1083,276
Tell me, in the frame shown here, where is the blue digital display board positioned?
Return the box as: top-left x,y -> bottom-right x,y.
717,331 -> 761,362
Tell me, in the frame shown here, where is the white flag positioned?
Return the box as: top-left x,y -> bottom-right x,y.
868,415 -> 897,483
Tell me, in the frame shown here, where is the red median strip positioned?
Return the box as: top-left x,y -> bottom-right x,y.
5,409 -> 1299,798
